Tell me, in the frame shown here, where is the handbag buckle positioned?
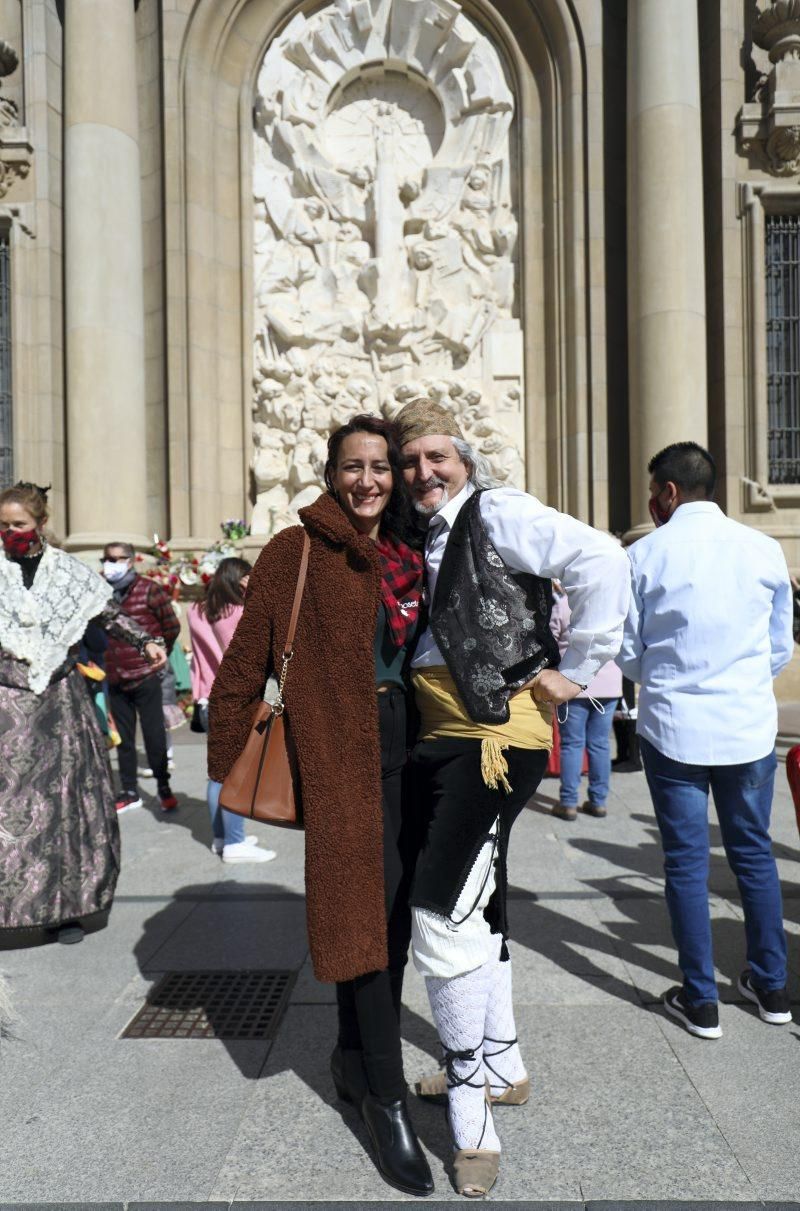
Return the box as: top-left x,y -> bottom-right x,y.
272,697 -> 285,717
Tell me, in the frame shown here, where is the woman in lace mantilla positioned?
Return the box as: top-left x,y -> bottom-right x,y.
0,483 -> 167,948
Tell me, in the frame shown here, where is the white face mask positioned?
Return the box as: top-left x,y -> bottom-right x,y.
103,560 -> 130,583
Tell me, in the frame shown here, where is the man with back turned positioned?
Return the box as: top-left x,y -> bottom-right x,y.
619,441 -> 794,1038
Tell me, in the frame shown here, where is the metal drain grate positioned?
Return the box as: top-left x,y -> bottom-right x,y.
121,970 -> 294,1040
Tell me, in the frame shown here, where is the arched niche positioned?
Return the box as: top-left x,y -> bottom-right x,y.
165,0 -> 597,542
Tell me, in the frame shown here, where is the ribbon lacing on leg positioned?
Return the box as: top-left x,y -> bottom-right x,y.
482,1035 -> 518,1093
442,1045 -> 488,1149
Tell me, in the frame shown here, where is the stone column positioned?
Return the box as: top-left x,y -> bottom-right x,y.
63,0 -> 149,554
627,0 -> 708,536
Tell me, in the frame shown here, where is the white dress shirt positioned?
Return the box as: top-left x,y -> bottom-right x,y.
617,501 -> 794,765
412,482 -> 630,687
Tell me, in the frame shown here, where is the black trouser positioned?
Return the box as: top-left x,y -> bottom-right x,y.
410,739 -> 549,947
335,688 -> 418,1102
109,673 -> 169,794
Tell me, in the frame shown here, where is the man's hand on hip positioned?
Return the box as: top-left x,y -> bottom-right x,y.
528,669 -> 583,706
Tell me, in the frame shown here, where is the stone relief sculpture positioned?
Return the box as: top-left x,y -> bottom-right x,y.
251,0 -> 525,535
737,1 -> 800,175
0,36 -> 32,202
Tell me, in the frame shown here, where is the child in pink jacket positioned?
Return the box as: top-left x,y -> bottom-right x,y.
188,557 -> 275,864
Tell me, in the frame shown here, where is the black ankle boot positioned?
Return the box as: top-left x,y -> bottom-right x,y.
330,1045 -> 369,1109
361,1092 -> 434,1197
56,923 -> 84,945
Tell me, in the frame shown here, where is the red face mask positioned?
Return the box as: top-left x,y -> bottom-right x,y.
648,492 -> 672,528
1,527 -> 40,557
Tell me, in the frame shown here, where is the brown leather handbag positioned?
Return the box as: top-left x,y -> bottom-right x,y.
218,532 -> 310,828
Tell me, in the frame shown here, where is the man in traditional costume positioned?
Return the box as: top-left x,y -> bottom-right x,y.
396,401 -> 629,1196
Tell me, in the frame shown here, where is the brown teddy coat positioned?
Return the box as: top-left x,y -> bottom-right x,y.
207,492 -> 387,983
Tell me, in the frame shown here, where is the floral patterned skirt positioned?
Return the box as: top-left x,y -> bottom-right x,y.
0,657 -> 121,945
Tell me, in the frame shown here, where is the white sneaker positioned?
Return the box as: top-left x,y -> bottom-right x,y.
140,767 -> 155,778
212,835 -> 259,855
222,841 -> 277,864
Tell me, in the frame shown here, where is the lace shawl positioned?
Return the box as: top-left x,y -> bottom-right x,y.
0,545 -> 113,694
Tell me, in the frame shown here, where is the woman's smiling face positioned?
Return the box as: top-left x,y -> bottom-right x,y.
330,431 -> 394,536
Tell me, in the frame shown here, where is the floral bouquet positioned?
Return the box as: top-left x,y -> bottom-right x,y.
140,521 -> 251,599
221,518 -> 250,541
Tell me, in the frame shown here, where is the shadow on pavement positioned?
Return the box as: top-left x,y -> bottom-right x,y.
509,808 -> 800,1008
137,788 -> 215,852
130,880 -> 453,1174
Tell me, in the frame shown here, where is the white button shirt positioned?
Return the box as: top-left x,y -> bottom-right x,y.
617,501 -> 794,765
412,483 -> 631,687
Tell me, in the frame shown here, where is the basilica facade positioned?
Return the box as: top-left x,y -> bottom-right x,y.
1,0 -> 800,584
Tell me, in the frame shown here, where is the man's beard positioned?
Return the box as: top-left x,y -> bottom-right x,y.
412,478 -> 449,516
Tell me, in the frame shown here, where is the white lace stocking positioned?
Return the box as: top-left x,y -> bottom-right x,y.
483,939 -> 527,1096
426,961 -> 501,1153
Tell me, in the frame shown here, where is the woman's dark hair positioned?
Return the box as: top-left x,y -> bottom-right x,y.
200,557 -> 253,623
324,413 -> 420,546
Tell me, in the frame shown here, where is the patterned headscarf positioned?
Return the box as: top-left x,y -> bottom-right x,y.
394,400 -> 465,447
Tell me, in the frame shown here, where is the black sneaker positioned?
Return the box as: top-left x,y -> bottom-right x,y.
663,986 -> 722,1039
738,970 -> 792,1024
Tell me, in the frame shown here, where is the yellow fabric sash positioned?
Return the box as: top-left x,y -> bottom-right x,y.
412,667 -> 553,791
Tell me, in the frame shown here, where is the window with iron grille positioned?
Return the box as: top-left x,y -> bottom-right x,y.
0,231 -> 11,487
766,213 -> 800,483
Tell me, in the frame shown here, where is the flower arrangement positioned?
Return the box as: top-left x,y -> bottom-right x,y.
140,521 -> 251,599
221,518 -> 250,541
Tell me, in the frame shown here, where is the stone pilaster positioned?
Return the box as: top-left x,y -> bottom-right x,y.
627,0 -> 708,535
63,0 -> 149,555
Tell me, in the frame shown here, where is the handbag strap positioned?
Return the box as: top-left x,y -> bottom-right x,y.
274,531 -> 310,712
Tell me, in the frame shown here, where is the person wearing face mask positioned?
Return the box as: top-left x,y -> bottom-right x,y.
208,415 -> 433,1197
102,542 -> 181,814
0,482 -> 167,948
618,441 -> 794,1040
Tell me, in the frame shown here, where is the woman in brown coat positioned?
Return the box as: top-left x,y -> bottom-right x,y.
208,415 -> 433,1196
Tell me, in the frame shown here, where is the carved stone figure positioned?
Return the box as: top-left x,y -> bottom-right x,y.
251,0 -> 526,534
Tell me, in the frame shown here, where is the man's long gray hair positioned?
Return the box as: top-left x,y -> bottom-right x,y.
452,437 -> 502,490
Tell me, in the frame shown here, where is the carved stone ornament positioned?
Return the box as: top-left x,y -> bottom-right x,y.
251,0 -> 525,537
737,3 -> 800,173
765,123 -> 800,172
753,0 -> 800,63
0,137 -> 31,199
0,40 -> 19,79
0,40 -> 19,129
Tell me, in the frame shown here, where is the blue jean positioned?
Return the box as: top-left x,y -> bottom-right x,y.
559,698 -> 617,808
640,737 -> 787,1004
207,779 -> 245,846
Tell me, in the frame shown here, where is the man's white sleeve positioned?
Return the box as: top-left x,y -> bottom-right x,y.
617,558 -> 645,684
481,489 -> 630,687
769,546 -> 794,678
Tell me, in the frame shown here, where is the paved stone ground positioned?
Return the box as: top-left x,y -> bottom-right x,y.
1,727 -> 800,1206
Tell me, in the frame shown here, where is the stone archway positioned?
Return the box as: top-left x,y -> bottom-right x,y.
166,0 -> 603,544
